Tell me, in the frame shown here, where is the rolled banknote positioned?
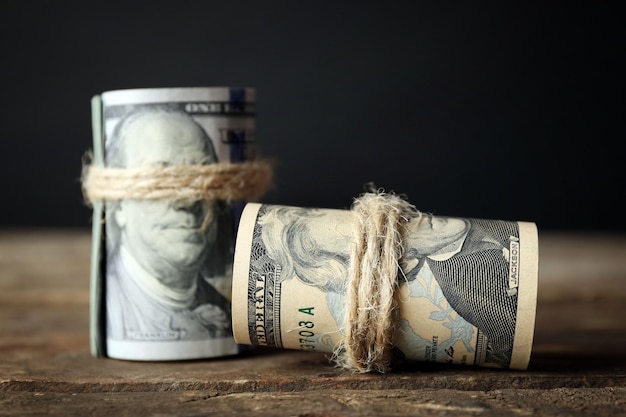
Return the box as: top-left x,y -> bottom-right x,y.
232,201 -> 538,370
87,87 -> 264,360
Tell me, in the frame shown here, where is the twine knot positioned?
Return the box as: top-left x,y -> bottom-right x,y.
335,187 -> 421,373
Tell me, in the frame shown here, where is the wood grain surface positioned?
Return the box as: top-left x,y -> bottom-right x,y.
1,230 -> 625,416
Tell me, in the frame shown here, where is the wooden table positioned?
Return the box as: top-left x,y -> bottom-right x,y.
1,230 -> 625,416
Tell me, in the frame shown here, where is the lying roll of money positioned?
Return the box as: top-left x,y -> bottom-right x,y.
232,201 -> 538,371
86,87 -> 266,360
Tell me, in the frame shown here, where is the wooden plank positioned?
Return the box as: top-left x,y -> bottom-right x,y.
2,388 -> 625,417
1,230 -> 625,416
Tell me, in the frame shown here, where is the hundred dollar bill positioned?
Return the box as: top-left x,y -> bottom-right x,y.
89,87 -> 257,360
232,203 -> 538,369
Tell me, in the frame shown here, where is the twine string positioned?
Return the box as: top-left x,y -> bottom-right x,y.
335,189 -> 421,373
81,156 -> 273,230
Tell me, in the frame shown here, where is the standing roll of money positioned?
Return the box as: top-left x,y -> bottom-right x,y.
87,87 -> 263,360
232,201 -> 538,370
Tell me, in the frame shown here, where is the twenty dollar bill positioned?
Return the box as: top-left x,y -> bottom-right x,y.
232,203 -> 538,369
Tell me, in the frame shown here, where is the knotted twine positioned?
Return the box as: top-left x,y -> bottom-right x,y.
334,189 -> 421,373
81,157 -> 274,230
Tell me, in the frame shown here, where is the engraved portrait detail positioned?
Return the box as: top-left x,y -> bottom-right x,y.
105,109 -> 232,342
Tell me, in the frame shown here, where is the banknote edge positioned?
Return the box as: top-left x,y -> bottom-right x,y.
231,202 -> 263,345
107,338 -> 239,361
89,94 -> 107,358
509,221 -> 539,370
101,87 -> 256,106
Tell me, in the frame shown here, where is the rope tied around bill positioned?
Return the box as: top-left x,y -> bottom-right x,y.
333,188 -> 422,373
81,154 -> 274,231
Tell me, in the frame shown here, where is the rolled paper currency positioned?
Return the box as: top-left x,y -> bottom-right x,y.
232,199 -> 538,371
87,87 -> 267,360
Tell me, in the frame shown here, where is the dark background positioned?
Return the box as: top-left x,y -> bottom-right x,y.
1,2 -> 623,231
